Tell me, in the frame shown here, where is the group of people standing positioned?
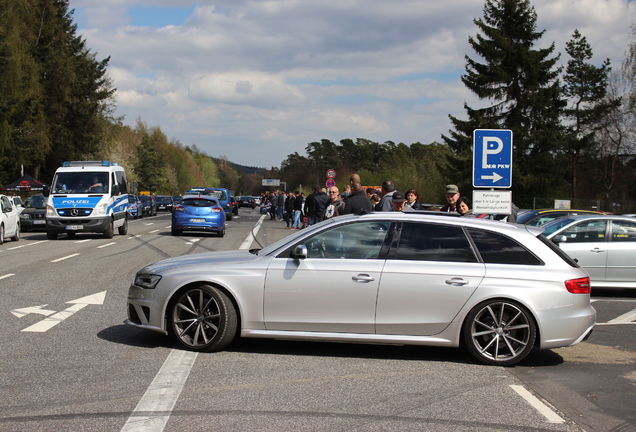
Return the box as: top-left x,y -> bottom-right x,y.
260,177 -> 479,230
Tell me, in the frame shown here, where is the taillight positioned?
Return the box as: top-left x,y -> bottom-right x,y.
565,277 -> 591,294
212,207 -> 222,212
175,205 -> 185,212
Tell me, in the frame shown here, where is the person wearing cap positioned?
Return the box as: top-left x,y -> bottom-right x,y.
441,184 -> 460,212
392,191 -> 406,211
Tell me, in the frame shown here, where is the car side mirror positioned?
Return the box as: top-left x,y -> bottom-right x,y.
291,244 -> 308,259
112,184 -> 120,195
43,186 -> 50,197
552,235 -> 567,244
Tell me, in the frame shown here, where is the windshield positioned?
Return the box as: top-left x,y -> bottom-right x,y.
156,197 -> 171,203
26,195 -> 47,208
128,196 -> 137,203
258,218 -> 336,255
52,172 -> 109,193
139,196 -> 152,203
206,189 -> 227,200
541,217 -> 576,236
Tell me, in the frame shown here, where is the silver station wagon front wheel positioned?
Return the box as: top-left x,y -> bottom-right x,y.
170,284 -> 237,352
464,300 -> 536,366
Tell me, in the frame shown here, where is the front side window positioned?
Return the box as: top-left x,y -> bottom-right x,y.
468,228 -> 543,265
302,221 -> 391,259
395,223 -> 477,262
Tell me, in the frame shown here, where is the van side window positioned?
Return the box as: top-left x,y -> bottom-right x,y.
116,171 -> 128,194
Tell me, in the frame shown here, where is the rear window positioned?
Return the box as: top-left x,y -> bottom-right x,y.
468,228 -> 543,265
183,198 -> 218,207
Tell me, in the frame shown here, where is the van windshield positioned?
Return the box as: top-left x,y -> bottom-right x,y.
52,172 -> 109,193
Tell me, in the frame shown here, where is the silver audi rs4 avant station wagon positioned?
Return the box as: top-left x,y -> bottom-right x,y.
126,212 -> 596,366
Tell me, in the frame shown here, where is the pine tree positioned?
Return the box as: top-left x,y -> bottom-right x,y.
442,0 -> 565,205
562,29 -> 614,198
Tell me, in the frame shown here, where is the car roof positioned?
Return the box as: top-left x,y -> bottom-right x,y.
330,211 -> 543,236
546,214 -> 636,223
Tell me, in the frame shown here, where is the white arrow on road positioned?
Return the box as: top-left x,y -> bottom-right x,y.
19,291 -> 107,333
11,305 -> 57,318
481,172 -> 503,183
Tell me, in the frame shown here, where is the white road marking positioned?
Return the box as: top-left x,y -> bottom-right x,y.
20,291 -> 107,333
239,214 -> 266,249
75,239 -> 92,243
121,218 -> 264,431
6,240 -> 48,250
51,253 -> 80,262
120,350 -> 198,432
606,308 -> 636,324
0,273 -> 15,280
11,305 -> 56,318
97,242 -> 116,248
510,385 -> 564,423
149,229 -> 159,233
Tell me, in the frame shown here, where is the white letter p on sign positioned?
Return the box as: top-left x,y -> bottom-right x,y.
482,137 -> 504,168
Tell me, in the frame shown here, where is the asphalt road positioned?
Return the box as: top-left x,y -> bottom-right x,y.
0,209 -> 634,432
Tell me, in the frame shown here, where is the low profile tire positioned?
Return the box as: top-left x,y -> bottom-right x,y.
217,225 -> 225,237
11,224 -> 20,242
46,230 -> 57,240
463,299 -> 536,366
118,217 -> 128,235
171,227 -> 182,236
226,213 -> 233,221
0,224 -> 4,245
104,218 -> 114,239
170,284 -> 237,352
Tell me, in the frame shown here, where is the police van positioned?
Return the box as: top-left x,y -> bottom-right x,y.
44,161 -> 129,239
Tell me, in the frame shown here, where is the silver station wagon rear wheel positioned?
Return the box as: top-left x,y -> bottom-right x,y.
464,300 -> 536,366
170,284 -> 237,352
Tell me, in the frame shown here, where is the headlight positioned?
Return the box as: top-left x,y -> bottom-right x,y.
93,203 -> 107,216
46,205 -> 56,217
20,214 -> 31,220
134,274 -> 162,289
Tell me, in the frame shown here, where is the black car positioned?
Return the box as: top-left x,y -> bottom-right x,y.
19,194 -> 47,231
138,195 -> 157,217
238,196 -> 256,209
229,196 -> 239,216
155,196 -> 173,212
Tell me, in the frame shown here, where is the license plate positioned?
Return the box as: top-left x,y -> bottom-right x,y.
190,218 -> 205,223
65,225 -> 83,230
33,220 -> 45,224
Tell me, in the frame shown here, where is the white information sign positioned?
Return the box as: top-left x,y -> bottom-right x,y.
262,179 -> 281,187
473,190 -> 512,215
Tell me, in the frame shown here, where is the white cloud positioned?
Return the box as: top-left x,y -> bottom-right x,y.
70,0 -> 636,168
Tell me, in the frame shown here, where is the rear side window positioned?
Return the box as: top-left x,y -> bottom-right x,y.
468,228 -> 543,265
610,219 -> 636,242
395,223 -> 478,262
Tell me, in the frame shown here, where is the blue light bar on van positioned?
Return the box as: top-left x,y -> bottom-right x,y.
62,161 -> 114,167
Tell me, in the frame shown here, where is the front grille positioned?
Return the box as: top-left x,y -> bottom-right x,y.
57,208 -> 93,217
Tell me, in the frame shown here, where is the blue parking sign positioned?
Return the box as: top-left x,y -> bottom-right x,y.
473,129 -> 513,188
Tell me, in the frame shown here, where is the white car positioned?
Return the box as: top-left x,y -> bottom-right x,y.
0,194 -> 21,244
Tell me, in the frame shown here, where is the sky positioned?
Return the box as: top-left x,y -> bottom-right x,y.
69,0 -> 636,169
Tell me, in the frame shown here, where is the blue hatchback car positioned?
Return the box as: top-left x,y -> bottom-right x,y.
171,195 -> 226,237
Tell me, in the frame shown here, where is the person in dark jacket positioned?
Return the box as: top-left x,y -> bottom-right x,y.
404,189 -> 423,210
304,186 -> 330,226
342,181 -> 373,215
284,191 -> 295,228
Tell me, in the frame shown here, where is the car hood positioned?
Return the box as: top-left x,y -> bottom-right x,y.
140,249 -> 261,274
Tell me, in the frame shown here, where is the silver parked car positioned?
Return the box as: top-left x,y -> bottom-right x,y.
542,214 -> 636,289
126,212 -> 596,366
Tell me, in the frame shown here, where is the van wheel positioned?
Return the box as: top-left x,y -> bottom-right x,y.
46,230 -> 57,240
104,219 -> 114,239
118,217 -> 128,235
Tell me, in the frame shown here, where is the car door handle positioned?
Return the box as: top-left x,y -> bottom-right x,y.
445,277 -> 469,286
590,248 -> 606,253
352,274 -> 375,283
